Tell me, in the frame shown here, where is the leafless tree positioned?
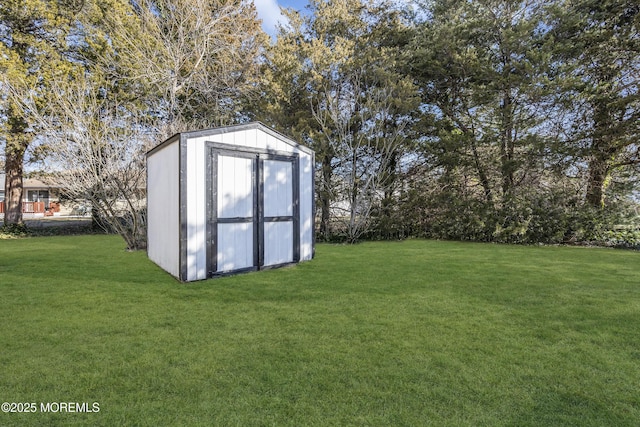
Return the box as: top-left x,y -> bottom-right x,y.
313,69 -> 415,242
8,76 -> 153,249
109,0 -> 266,135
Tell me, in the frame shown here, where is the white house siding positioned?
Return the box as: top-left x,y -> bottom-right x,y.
147,138 -> 180,278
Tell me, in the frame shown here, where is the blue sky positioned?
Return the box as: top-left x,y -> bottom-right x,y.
254,0 -> 309,35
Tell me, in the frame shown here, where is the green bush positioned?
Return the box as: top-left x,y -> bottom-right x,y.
597,228 -> 640,249
367,183 -> 638,249
0,223 -> 32,238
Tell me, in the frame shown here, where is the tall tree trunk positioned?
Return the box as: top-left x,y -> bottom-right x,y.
348,150 -> 358,243
3,30 -> 34,226
585,153 -> 609,208
91,144 -> 105,231
470,138 -> 493,204
4,147 -> 26,225
500,90 -> 515,201
585,98 -> 614,209
318,153 -> 333,241
382,150 -> 398,222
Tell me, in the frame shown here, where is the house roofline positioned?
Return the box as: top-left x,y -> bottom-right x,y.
0,173 -> 57,191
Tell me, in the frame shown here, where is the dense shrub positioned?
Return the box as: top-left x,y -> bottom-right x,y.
597,228 -> 640,250
362,183 -> 636,249
0,223 -> 31,238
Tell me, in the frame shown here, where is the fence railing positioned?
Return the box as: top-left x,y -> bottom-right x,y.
0,201 -> 46,214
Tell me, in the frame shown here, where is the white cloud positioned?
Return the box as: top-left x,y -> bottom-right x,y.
253,0 -> 287,36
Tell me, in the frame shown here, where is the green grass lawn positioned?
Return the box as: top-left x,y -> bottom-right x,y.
0,236 -> 639,426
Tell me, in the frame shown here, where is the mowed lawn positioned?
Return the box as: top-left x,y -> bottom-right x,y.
0,236 -> 639,426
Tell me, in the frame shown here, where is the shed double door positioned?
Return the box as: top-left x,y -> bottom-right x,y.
208,146 -> 299,276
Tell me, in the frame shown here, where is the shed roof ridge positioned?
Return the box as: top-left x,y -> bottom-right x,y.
147,122 -> 314,157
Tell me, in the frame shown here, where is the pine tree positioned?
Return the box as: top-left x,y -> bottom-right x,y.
409,0 -> 556,207
261,0 -> 419,241
0,0 -> 81,224
549,0 -> 639,208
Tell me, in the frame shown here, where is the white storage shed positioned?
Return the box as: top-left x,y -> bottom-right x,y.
146,122 -> 315,281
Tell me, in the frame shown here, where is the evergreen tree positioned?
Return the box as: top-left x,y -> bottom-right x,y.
0,0 -> 82,225
549,0 -> 639,208
410,0 -> 556,205
261,0 -> 418,241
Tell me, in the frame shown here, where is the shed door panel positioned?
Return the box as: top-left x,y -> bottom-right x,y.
262,159 -> 294,266
214,154 -> 256,273
263,160 -> 293,217
208,145 -> 299,277
263,222 -> 293,266
218,156 -> 253,218
217,223 -> 254,271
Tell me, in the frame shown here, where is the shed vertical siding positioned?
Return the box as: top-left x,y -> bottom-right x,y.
245,128 -> 258,149
147,139 -> 180,277
299,152 -> 314,261
186,133 -> 208,281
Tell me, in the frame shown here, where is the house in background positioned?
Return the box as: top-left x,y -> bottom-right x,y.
0,173 -> 66,217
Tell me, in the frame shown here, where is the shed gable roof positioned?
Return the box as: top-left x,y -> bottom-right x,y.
147,122 -> 313,157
